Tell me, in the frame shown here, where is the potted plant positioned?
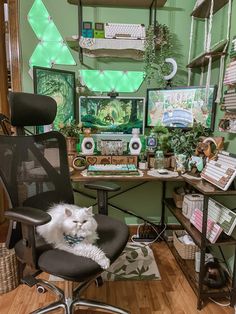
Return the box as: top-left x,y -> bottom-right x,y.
72,156 -> 87,170
59,121 -> 83,154
138,152 -> 148,170
169,123 -> 211,171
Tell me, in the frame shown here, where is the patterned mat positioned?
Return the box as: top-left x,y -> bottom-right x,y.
102,242 -> 161,281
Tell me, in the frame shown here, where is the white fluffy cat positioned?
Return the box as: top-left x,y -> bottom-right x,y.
36,203 -> 110,270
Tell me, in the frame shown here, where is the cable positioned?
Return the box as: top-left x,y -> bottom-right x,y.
208,297 -> 230,307
131,222 -> 167,245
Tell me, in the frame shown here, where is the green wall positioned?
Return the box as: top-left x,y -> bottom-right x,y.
19,0 -> 194,225
19,0 -> 236,271
19,0 -> 235,226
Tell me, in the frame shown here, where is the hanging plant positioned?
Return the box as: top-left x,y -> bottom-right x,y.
143,23 -> 173,86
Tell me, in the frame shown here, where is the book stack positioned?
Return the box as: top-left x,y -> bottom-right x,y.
219,36 -> 236,132
221,89 -> 236,111
223,60 -> 236,86
230,36 -> 236,59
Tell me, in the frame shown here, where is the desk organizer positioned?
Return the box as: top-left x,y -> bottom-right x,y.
0,243 -> 19,294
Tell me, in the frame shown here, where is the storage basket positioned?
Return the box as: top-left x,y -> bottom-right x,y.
0,243 -> 19,294
173,230 -> 200,260
173,191 -> 184,208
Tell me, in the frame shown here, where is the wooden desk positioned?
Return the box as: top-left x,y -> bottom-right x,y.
71,170 -> 184,224
71,169 -> 183,182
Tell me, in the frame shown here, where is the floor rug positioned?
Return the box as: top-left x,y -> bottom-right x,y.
49,242 -> 161,282
101,242 -> 161,281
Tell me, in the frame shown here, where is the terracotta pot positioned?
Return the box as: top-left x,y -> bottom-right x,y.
66,137 -> 77,154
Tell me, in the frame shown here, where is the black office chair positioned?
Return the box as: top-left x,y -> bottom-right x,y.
1,91 -> 129,314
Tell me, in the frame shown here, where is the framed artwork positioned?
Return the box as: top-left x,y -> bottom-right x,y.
33,66 -> 76,131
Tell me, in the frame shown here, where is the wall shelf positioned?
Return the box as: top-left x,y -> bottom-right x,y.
66,37 -> 144,59
191,0 -> 229,18
187,39 -> 228,68
67,0 -> 167,8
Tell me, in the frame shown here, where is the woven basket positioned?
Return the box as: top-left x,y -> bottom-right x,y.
173,191 -> 184,208
173,230 -> 200,260
0,243 -> 19,294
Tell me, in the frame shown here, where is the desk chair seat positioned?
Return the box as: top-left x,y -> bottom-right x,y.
14,214 -> 128,282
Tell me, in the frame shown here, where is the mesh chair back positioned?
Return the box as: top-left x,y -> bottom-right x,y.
0,131 -> 74,247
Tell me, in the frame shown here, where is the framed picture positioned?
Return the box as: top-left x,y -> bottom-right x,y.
33,66 -> 76,131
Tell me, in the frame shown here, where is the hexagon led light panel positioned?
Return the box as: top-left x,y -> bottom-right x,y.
28,0 -> 76,68
79,70 -> 145,92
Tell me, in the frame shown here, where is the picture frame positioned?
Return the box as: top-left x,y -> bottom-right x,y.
33,66 -> 76,131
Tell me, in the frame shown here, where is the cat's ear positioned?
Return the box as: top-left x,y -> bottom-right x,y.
85,206 -> 93,215
65,208 -> 72,217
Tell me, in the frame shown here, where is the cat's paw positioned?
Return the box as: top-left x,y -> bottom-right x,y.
98,256 -> 110,270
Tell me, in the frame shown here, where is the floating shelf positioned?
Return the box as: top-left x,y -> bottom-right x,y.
187,39 -> 228,68
66,37 -> 144,60
67,0 -> 167,8
191,0 -> 229,18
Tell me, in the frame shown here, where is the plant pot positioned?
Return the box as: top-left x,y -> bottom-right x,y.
72,156 -> 87,170
66,137 -> 77,154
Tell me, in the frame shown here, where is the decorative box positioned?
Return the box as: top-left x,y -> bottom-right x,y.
182,194 -> 204,219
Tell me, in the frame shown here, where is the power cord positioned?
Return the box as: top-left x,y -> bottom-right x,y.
131,222 -> 167,245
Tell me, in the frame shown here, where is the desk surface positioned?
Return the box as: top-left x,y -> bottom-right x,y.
71,170 -> 236,196
71,170 -> 183,182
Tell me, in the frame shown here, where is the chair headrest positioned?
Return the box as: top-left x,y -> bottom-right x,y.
9,91 -> 57,127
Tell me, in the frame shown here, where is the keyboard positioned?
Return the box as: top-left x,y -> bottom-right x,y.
208,198 -> 236,236
201,151 -> 236,191
190,208 -> 223,243
105,23 -> 146,39
87,164 -> 139,176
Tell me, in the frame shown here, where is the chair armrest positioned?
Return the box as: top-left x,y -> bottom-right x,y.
84,181 -> 120,192
5,207 -> 51,226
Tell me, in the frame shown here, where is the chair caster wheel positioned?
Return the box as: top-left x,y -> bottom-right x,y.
36,285 -> 46,294
95,276 -> 103,287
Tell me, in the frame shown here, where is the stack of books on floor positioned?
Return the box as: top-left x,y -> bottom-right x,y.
87,164 -> 140,176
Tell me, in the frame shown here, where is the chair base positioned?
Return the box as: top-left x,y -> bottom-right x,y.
30,278 -> 129,314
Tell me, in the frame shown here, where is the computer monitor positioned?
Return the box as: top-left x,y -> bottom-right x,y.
78,96 -> 145,135
146,86 -> 217,130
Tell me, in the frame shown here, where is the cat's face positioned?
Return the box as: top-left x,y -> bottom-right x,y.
62,206 -> 97,237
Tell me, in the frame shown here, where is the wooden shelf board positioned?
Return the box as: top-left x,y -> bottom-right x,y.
67,0 -> 167,8
191,0 -> 229,18
167,242 -> 231,301
164,199 -> 236,246
187,40 -> 228,68
166,241 -> 199,295
183,177 -> 236,196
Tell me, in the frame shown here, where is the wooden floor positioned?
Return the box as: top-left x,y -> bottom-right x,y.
0,238 -> 234,314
